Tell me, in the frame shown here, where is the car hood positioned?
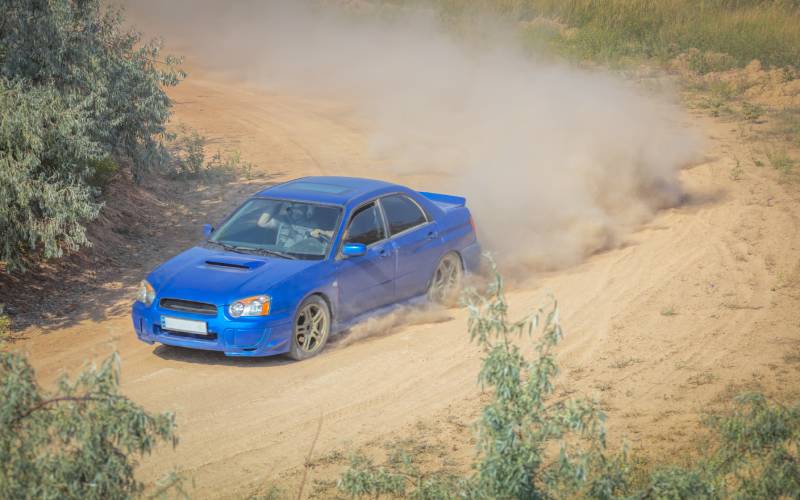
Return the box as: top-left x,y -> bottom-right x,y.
148,246 -> 319,304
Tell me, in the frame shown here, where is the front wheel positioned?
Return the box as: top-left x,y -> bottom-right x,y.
427,252 -> 463,306
288,296 -> 331,361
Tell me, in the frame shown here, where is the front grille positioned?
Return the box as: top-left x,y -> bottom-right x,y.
159,298 -> 218,316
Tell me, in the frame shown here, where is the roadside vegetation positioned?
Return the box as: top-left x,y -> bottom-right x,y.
333,264 -> 800,498
166,125 -> 255,181
387,0 -> 800,69
0,351 -> 183,498
0,0 -> 183,272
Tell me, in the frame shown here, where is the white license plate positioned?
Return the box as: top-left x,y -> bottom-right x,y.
161,316 -> 208,335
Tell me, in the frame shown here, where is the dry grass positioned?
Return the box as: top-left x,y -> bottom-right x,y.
392,0 -> 800,68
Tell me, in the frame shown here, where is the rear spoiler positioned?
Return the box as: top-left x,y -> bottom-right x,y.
419,191 -> 466,208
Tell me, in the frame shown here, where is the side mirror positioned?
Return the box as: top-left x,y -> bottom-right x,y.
341,242 -> 366,257
203,224 -> 214,239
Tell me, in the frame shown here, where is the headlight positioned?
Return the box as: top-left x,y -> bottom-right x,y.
136,280 -> 155,306
229,295 -> 271,318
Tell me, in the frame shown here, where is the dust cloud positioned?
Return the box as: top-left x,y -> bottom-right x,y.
123,0 -> 704,272
331,304 -> 454,348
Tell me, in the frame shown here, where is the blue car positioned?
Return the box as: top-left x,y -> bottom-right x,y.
132,176 -> 480,360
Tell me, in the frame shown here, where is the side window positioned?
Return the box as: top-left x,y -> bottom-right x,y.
344,202 -> 386,246
381,194 -> 427,235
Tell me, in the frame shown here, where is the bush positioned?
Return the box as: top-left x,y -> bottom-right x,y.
0,0 -> 184,181
338,260 -> 800,498
167,127 -> 207,178
0,79 -> 101,271
339,259 -> 629,498
0,351 -> 182,499
0,0 -> 183,270
86,157 -> 121,190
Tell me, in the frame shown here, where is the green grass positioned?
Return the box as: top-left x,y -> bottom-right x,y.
661,306 -> 679,316
392,0 -> 800,69
741,101 -> 766,122
767,148 -> 795,174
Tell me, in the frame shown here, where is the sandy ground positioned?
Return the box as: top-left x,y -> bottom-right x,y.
10,46 -> 800,500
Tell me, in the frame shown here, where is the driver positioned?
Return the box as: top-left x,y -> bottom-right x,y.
256,203 -> 332,249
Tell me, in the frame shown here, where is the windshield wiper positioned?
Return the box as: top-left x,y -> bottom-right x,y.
206,240 -> 248,254
207,240 -> 298,259
235,246 -> 298,260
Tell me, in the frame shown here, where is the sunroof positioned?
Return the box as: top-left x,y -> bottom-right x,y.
288,181 -> 352,194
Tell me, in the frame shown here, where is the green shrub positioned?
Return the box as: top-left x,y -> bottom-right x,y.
167,127 -> 207,178
338,261 -> 800,498
339,259 -> 629,498
0,351 -> 182,499
0,0 -> 183,270
741,101 -> 765,122
0,0 -> 184,181
767,149 -> 794,174
86,156 -> 120,190
0,79 -> 101,271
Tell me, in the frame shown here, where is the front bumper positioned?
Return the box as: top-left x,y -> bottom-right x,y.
132,300 -> 293,357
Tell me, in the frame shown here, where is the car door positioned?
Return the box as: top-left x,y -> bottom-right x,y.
380,193 -> 441,301
335,200 -> 397,321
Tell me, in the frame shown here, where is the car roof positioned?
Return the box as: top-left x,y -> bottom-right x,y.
254,176 -> 401,206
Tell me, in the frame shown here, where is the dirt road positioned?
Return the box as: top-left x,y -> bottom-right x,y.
13,47 -> 800,500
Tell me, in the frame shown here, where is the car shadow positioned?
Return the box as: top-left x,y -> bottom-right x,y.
152,344 -> 294,367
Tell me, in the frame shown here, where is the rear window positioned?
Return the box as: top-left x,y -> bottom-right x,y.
381,194 -> 427,235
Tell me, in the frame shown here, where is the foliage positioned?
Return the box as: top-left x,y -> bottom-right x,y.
166,126 -> 255,181
167,126 -> 207,178
337,261 -> 800,499
0,351 -> 181,499
386,0 -> 800,68
740,102 -> 765,122
465,262 -> 628,498
0,307 -> 9,346
86,156 -> 121,190
0,79 -> 101,271
338,450 -> 465,499
0,0 -> 182,271
339,258 -> 628,498
767,149 -> 794,174
0,0 -> 184,180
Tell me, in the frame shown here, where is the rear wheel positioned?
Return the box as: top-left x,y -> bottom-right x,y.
288,296 -> 330,360
428,252 -> 463,306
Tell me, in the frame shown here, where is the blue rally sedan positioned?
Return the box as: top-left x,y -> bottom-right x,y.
132,176 -> 481,360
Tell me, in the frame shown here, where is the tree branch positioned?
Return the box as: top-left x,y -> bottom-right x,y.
12,394 -> 111,425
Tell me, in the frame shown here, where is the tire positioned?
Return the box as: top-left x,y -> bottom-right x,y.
288,295 -> 331,361
427,252 -> 463,306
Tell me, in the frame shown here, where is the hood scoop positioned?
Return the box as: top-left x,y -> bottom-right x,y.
204,258 -> 266,271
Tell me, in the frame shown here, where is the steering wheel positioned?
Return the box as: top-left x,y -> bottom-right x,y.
288,237 -> 326,254
311,230 -> 331,243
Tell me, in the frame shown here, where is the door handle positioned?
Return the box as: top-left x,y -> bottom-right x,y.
427,230 -> 438,240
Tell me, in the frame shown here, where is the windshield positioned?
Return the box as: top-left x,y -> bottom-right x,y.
210,198 -> 342,260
